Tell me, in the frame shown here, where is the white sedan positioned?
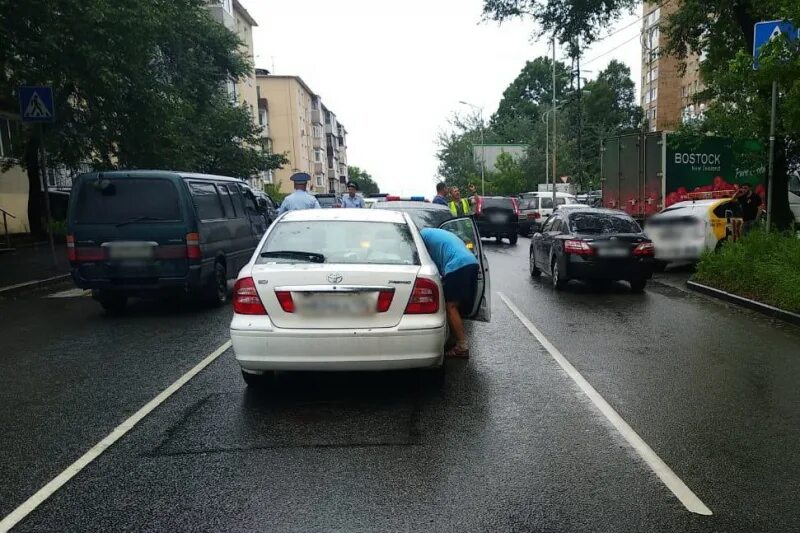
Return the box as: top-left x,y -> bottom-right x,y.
230,208 -> 490,386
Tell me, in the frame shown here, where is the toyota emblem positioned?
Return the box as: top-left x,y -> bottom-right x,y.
327,273 -> 343,284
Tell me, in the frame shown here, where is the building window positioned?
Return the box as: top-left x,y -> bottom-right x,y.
314,125 -> 323,138
225,78 -> 237,103
314,149 -> 324,163
0,117 -> 19,159
259,109 -> 268,127
220,0 -> 233,14
316,175 -> 324,187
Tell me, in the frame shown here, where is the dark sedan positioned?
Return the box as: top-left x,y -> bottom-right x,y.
529,207 -> 655,291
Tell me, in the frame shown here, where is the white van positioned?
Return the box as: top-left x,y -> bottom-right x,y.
518,191 -> 578,235
789,173 -> 800,224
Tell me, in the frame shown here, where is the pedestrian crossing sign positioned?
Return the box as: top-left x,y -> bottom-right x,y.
18,86 -> 55,123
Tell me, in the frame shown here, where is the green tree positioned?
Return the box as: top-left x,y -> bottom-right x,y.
489,152 -> 527,195
0,0 -> 287,236
435,112 -> 485,191
347,166 -> 381,195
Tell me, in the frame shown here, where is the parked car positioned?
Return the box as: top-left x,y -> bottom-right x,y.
373,200 -> 454,229
473,196 -> 519,245
67,171 -> 268,312
644,198 -> 744,265
529,207 -> 656,291
230,208 -> 491,386
518,192 -> 578,236
315,193 -> 341,208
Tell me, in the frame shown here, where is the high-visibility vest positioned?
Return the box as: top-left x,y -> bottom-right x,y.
449,199 -> 470,216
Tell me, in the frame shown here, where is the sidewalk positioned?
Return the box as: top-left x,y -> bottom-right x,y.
0,242 -> 70,293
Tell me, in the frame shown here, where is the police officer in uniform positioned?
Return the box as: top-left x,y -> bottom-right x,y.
278,172 -> 321,214
340,181 -> 366,208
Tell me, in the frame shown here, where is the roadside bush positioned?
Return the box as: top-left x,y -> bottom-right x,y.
693,231 -> 800,312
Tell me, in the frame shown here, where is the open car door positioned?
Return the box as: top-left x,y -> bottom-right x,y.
438,216 -> 491,322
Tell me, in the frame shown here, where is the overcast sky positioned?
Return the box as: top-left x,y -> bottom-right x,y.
243,0 -> 642,196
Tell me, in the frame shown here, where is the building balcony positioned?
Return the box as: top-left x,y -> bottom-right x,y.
314,162 -> 325,175
313,136 -> 322,149
312,109 -> 322,125
207,3 -> 235,31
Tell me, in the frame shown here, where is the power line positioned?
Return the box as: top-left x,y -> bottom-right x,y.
583,32 -> 641,66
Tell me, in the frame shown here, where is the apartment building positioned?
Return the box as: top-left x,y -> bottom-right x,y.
207,0 -> 269,188
256,73 -> 349,195
640,0 -> 704,131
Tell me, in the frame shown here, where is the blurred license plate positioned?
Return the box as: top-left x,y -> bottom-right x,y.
108,244 -> 153,260
598,248 -> 629,258
298,293 -> 372,315
489,214 -> 506,223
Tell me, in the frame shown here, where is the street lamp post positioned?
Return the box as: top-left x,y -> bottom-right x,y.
459,100 -> 485,196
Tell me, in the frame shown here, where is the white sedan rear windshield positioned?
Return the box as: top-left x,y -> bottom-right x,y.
258,221 -> 419,265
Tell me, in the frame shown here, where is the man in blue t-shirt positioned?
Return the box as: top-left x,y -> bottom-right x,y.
420,228 -> 479,358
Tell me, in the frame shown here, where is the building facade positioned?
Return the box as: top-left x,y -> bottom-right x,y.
256,73 -> 349,195
640,0 -> 704,131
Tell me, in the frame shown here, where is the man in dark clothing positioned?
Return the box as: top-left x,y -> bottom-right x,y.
433,182 -> 448,206
736,183 -> 762,233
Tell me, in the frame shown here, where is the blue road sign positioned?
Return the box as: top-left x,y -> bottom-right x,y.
18,86 -> 55,123
753,20 -> 799,69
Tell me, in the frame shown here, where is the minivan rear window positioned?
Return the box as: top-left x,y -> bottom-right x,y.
569,213 -> 641,234
316,196 -> 338,208
73,178 -> 182,224
259,221 -> 418,265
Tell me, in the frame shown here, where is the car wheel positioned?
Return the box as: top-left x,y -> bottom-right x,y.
203,262 -> 228,306
629,279 -> 647,293
552,258 -> 567,291
529,249 -> 541,278
241,370 -> 274,387
509,234 -> 518,246
94,291 -> 128,314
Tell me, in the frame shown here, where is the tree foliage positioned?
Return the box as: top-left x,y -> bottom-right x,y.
482,0 -> 636,54
347,166 -> 380,195
0,0 -> 287,235
437,57 -> 641,193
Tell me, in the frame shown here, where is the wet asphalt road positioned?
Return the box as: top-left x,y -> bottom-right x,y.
1,238 -> 800,532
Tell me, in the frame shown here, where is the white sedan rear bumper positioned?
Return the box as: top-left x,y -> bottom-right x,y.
231,314 -> 446,372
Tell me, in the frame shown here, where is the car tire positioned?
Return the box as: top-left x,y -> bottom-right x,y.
202,262 -> 228,307
552,257 -> 567,291
629,279 -> 647,293
509,234 -> 518,246
241,370 -> 274,388
529,250 -> 541,278
94,290 -> 128,314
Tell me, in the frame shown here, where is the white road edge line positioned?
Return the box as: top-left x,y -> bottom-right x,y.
497,292 -> 712,516
0,340 -> 233,533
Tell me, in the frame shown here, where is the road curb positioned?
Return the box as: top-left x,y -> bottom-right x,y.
686,280 -> 800,327
0,274 -> 71,296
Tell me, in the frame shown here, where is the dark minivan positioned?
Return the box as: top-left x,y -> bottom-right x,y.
67,171 -> 269,312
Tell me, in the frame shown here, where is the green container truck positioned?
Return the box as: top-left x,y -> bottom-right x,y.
601,132 -> 765,220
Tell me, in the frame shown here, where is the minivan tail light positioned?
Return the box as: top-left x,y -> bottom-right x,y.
66,234 -> 76,261
377,289 -> 395,313
233,277 -> 266,315
186,233 -> 201,260
633,242 -> 655,256
475,196 -> 483,215
564,239 -> 594,256
404,278 -> 439,314
527,212 -> 541,220
511,198 -> 520,216
275,290 -> 295,313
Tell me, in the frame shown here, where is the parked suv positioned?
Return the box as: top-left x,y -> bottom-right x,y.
67,171 -> 268,312
474,196 -> 519,245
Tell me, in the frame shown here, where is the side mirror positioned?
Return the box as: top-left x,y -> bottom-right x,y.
725,209 -> 733,220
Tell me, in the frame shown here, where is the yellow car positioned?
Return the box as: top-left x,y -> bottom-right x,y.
644,198 -> 744,263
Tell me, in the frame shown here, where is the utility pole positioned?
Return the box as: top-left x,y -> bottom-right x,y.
552,33 -> 557,207
766,79 -> 777,231
576,39 -> 583,191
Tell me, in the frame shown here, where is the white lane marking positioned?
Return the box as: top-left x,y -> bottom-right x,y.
0,275 -> 70,295
46,288 -> 90,298
0,340 -> 233,532
498,292 -> 712,516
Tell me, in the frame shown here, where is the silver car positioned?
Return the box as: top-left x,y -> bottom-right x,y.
230,208 -> 490,386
